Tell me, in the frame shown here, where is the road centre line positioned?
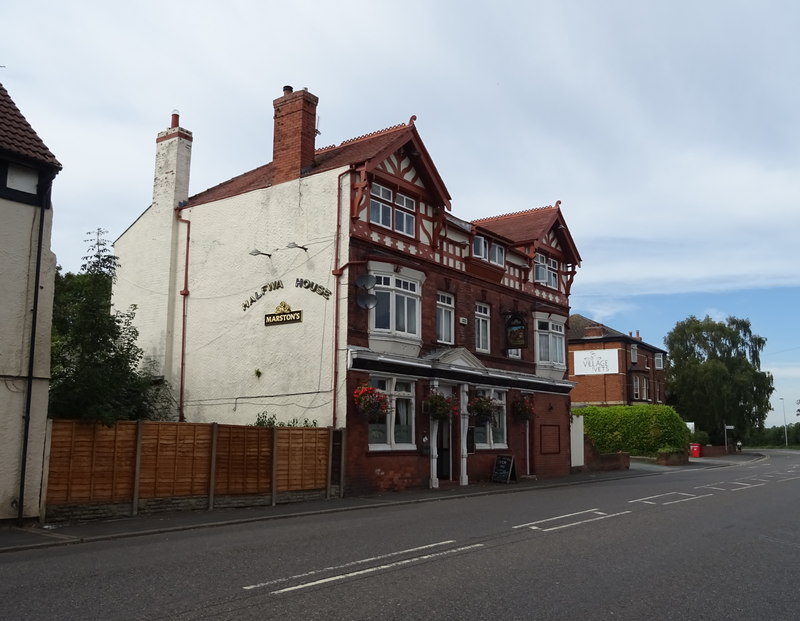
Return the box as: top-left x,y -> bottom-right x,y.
243,540 -> 456,590
731,483 -> 765,490
512,508 -> 600,529
662,493 -> 713,504
628,492 -> 695,504
537,511 -> 631,531
269,544 -> 485,594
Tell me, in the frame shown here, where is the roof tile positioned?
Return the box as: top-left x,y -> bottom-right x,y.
0,83 -> 61,169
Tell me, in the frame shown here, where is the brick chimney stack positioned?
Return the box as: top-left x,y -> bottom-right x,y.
272,85 -> 319,184
585,324 -> 604,338
154,110 -> 193,209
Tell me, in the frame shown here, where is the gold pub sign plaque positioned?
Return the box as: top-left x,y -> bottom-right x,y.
265,301 -> 303,326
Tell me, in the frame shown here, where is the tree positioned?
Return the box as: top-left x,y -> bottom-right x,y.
49,230 -> 174,424
665,315 -> 773,442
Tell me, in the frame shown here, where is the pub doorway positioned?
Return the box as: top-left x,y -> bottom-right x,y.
436,418 -> 452,480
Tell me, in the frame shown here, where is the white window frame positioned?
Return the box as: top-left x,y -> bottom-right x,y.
655,353 -> 664,370
394,207 -> 415,237
436,292 -> 454,344
369,183 -> 416,238
371,273 -> 420,338
633,376 -> 640,400
370,183 -> 393,229
536,319 -> 565,366
489,243 -> 505,266
506,348 -> 521,359
534,253 -> 559,289
472,235 -> 488,260
367,377 -> 416,451
475,303 -> 490,353
473,388 -> 507,449
631,344 -> 638,364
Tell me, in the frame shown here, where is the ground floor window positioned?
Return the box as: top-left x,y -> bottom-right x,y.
368,377 -> 415,450
473,388 -> 507,449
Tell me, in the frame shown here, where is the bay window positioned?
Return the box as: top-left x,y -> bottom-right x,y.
537,319 -> 565,365
372,274 -> 420,338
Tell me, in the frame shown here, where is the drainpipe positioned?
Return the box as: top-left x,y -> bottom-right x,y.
174,203 -> 191,422
17,176 -> 52,525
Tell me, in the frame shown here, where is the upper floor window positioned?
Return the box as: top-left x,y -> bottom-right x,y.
537,320 -> 565,365
475,303 -> 490,353
6,164 -> 38,194
370,183 -> 415,237
473,235 -> 505,266
631,344 -> 638,364
372,274 -> 420,338
534,254 -> 559,289
655,353 -> 664,370
367,377 -> 415,450
436,292 -> 454,344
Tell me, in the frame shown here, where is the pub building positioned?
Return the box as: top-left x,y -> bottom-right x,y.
112,86 -> 582,494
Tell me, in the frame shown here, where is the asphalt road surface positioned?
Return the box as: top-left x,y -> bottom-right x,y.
2,450 -> 798,620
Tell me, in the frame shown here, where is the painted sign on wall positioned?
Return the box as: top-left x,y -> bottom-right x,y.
573,349 -> 619,375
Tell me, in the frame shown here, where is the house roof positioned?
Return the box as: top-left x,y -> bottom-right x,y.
188,117 -> 451,209
568,313 -> 666,353
473,203 -> 582,265
0,82 -> 61,170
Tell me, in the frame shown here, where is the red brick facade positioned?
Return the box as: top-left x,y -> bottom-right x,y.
568,314 -> 667,407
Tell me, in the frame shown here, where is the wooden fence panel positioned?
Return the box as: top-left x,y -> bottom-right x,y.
138,422 -> 212,498
214,425 -> 272,495
46,421 -> 137,505
276,428 -> 329,492
46,420 -> 329,510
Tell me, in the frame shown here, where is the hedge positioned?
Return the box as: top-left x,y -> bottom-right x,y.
576,404 -> 690,456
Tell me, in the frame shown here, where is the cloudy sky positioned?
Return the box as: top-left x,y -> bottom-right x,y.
4,0 -> 798,428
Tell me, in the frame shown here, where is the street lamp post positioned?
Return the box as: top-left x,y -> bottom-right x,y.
780,397 -> 787,447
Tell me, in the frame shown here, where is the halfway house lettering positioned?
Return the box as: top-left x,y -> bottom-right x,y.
265,301 -> 303,326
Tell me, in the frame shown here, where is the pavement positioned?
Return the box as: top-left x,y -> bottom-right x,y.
0,452 -> 762,554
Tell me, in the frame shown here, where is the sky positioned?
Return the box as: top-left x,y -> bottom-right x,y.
3,0 -> 798,429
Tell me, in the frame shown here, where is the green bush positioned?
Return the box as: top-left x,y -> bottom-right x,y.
691,430 -> 710,445
577,405 -> 690,456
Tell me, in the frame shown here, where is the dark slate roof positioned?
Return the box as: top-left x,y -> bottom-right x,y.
188,120 -> 433,208
568,313 -> 666,353
0,83 -> 61,170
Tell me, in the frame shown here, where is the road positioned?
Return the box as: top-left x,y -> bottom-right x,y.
2,450 -> 798,620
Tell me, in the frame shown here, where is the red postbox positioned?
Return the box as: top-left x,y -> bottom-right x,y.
690,443 -> 702,458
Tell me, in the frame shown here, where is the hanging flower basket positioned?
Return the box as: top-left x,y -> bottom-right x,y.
353,384 -> 388,418
511,394 -> 535,421
468,395 -> 500,426
422,392 -> 460,421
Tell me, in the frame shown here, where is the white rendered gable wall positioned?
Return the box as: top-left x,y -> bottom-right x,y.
114,167 -> 348,427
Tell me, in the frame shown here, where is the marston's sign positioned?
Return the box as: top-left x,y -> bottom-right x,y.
265,301 -> 302,326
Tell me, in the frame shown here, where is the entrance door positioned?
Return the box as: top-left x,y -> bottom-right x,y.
437,418 -> 451,480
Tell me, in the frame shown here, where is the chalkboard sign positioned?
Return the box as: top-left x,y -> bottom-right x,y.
491,454 -> 515,484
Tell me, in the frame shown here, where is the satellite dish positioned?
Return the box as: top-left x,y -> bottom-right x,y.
355,274 -> 376,290
357,294 -> 378,310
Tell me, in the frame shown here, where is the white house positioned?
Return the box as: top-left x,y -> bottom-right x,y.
0,82 -> 61,521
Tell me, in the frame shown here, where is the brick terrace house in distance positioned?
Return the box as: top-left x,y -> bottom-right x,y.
112,86 -> 582,494
0,83 -> 61,521
568,314 -> 666,408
